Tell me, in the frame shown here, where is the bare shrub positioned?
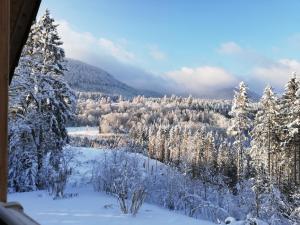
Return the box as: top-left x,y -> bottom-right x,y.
130,188 -> 147,216
46,146 -> 76,199
92,151 -> 147,215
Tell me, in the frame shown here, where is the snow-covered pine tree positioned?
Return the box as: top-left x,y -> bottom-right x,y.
204,132 -> 215,168
227,81 -> 252,182
287,73 -> 300,186
181,126 -> 190,159
155,125 -> 166,162
164,128 -> 172,164
187,95 -> 193,107
252,168 -> 292,225
252,166 -> 269,218
250,85 -> 280,185
9,9 -> 75,193
217,140 -> 237,189
147,125 -> 155,159
173,125 -> 182,166
31,10 -> 75,190
167,126 -> 176,164
8,21 -> 40,192
194,129 -> 205,169
278,74 -> 299,187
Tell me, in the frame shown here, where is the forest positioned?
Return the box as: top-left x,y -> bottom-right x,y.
71,79 -> 300,224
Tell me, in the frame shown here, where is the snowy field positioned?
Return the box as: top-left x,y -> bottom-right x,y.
67,126 -> 99,137
8,147 -> 216,225
9,187 -> 215,225
67,126 -> 125,138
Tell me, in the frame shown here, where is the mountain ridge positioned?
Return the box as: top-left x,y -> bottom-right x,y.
65,58 -> 260,100
64,59 -> 161,98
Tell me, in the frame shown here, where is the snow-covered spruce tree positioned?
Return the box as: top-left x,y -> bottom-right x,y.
289,85 -> 300,223
8,21 -> 40,192
155,125 -> 166,162
147,125 -> 156,160
227,81 -> 252,182
287,74 -> 300,187
9,10 -> 75,194
205,131 -> 216,169
250,85 -> 280,184
251,169 -> 292,225
34,10 -> 75,194
278,75 -> 299,189
217,141 -> 237,189
173,125 -> 182,166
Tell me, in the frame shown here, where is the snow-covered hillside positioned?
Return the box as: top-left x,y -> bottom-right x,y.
65,59 -> 161,98
8,147 -> 215,225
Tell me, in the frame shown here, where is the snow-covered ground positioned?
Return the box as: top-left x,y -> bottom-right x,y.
67,126 -> 125,138
67,126 -> 99,137
8,146 -> 216,225
9,187 -> 215,225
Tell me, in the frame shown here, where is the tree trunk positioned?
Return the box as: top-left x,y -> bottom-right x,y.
298,134 -> 300,185
294,145 -> 297,185
268,120 -> 271,182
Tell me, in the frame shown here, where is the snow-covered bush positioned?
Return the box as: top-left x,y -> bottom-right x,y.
290,192 -> 300,223
45,146 -> 76,198
92,151 -> 147,215
100,113 -> 129,133
145,166 -> 187,211
92,150 -> 233,222
130,188 -> 147,215
8,118 -> 38,192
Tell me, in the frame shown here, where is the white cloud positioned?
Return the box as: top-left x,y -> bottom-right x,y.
56,21 -> 300,96
165,66 -> 237,95
148,45 -> 167,61
253,58 -> 300,87
56,20 -> 169,93
57,20 -> 98,60
57,20 -> 136,64
218,41 -> 273,68
98,38 -> 135,63
218,41 -> 242,55
217,41 -> 300,92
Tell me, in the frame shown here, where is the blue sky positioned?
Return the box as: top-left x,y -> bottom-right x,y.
39,0 -> 300,95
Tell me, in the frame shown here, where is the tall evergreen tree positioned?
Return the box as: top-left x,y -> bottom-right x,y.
227,82 -> 252,181
279,75 -> 299,187
9,9 -> 75,192
250,85 -> 280,184
8,20 -> 40,192
287,74 -> 300,186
